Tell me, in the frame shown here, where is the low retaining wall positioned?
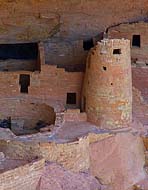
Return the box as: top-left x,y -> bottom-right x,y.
0,137 -> 90,172
0,158 -> 45,190
0,131 -> 112,172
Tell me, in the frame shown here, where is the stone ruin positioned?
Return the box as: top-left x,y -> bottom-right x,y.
0,1 -> 148,190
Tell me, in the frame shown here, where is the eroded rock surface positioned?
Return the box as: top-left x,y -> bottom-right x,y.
90,132 -> 146,190
38,162 -> 102,190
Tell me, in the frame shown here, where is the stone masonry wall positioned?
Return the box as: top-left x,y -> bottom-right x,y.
132,66 -> 148,125
0,60 -> 37,72
132,66 -> 148,103
0,137 -> 90,172
0,158 -> 45,190
29,65 -> 83,108
108,22 -> 148,64
44,39 -> 87,66
82,39 -> 132,129
0,130 -> 146,190
0,132 -> 113,173
0,64 -> 83,114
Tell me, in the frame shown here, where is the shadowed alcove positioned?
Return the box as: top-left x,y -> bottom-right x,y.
0,43 -> 40,72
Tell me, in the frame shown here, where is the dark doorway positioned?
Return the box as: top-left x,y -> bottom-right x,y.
83,39 -> 94,51
19,74 -> 30,93
132,35 -> 141,47
66,93 -> 77,105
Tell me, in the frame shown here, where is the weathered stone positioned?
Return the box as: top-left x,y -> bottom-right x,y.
38,162 -> 102,190
90,132 -> 146,190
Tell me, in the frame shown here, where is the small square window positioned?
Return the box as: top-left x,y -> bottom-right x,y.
83,39 -> 94,51
132,35 -> 140,47
66,93 -> 76,105
113,49 -> 121,54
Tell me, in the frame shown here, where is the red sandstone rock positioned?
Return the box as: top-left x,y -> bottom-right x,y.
38,162 -> 102,190
90,132 -> 146,190
0,0 -> 146,43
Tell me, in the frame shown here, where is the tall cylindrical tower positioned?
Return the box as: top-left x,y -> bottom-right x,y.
82,39 -> 132,129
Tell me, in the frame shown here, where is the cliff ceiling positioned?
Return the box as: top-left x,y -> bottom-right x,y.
0,0 -> 147,43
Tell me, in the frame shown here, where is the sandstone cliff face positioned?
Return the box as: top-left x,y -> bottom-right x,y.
0,0 -> 147,43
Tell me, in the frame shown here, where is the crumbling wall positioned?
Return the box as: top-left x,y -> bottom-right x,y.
0,136 -> 90,172
0,130 -> 146,190
0,158 -> 45,190
82,39 -> 132,129
0,100 -> 55,129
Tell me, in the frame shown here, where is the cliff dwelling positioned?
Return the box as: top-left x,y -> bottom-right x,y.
1,1 -> 148,190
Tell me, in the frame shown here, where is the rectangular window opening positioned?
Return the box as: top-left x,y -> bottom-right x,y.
0,43 -> 38,60
66,93 -> 77,105
113,49 -> 121,55
0,43 -> 40,72
132,35 -> 141,47
19,74 -> 30,93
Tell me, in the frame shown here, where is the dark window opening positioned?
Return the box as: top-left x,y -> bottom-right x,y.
0,43 -> 38,60
83,39 -> 94,51
0,43 -> 40,72
103,66 -> 107,71
66,93 -> 76,105
19,74 -> 30,93
113,49 -> 121,54
132,35 -> 140,47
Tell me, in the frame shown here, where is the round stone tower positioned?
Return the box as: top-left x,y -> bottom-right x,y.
82,39 -> 132,129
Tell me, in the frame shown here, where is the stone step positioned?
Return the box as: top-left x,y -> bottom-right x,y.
66,109 -> 80,114
63,109 -> 87,122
